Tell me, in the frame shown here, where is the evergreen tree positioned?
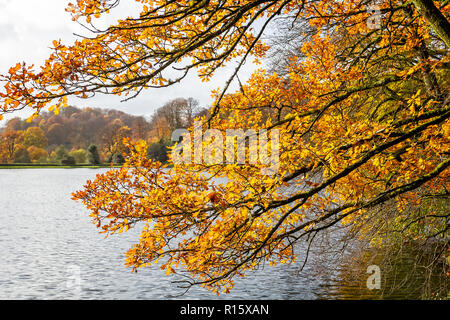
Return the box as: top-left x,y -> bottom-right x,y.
87,144 -> 101,165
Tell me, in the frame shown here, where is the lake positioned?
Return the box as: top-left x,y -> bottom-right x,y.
0,169 -> 446,299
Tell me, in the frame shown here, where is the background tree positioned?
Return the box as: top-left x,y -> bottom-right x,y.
46,123 -> 67,147
1,130 -> 22,163
22,127 -> 48,149
147,137 -> 173,163
27,146 -> 48,163
69,148 -> 88,164
4,118 -> 23,132
101,118 -> 132,158
50,145 -> 69,164
60,154 -> 76,166
130,116 -> 151,141
0,141 -> 7,163
111,153 -> 125,165
12,144 -> 30,164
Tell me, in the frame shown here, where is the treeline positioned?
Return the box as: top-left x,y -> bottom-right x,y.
0,97 -> 207,165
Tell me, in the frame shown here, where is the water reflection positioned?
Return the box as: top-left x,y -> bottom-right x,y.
324,243 -> 449,299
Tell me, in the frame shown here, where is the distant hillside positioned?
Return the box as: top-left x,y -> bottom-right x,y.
0,106 -> 151,150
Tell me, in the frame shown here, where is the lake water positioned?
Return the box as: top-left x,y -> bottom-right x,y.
0,169 -> 446,299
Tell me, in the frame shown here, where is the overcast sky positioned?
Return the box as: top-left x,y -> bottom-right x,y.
0,0 -> 260,125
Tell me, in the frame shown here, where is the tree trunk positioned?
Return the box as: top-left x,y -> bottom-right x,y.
412,0 -> 450,48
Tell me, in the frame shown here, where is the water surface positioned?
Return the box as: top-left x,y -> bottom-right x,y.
0,169 -> 445,299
